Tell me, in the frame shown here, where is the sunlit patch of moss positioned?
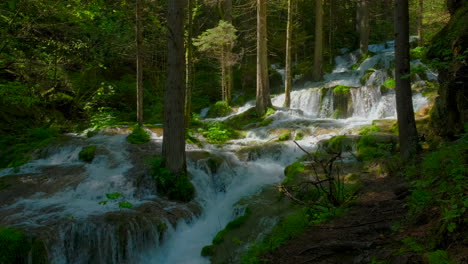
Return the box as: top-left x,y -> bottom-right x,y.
278,132 -> 291,141
79,145 -> 97,162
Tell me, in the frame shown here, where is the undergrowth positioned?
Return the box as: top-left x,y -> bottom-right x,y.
149,156 -> 195,202
126,126 -> 150,144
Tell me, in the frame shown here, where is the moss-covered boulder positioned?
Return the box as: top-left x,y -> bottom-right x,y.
79,145 -> 96,162
331,85 -> 353,119
427,2 -> 468,137
206,101 -> 234,118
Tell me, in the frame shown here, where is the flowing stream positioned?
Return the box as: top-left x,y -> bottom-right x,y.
0,41 -> 434,264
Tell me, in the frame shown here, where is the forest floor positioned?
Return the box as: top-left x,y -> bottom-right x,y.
263,169 -> 424,264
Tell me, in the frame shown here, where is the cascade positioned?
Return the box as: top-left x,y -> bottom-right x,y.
0,40 -> 435,264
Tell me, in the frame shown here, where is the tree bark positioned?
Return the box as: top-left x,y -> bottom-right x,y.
312,0 -> 323,81
417,0 -> 423,45
394,0 -> 418,159
224,0 -> 233,105
136,0 -> 144,126
163,0 -> 187,175
284,0 -> 293,107
357,0 -> 369,56
256,0 -> 272,115
185,0 -> 195,127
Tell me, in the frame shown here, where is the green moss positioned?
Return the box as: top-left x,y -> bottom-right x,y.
206,101 -> 233,118
283,161 -> 305,185
351,53 -> 373,70
0,226 -> 30,264
383,79 -> 396,89
79,145 -> 97,162
322,135 -> 349,153
294,132 -> 304,141
359,124 -> 380,135
126,126 -> 150,144
332,109 -> 341,119
333,85 -> 350,96
360,71 -> 373,85
149,156 -> 195,202
410,46 -> 427,60
212,208 -> 252,245
356,136 -> 394,161
201,245 -> 214,257
278,132 -> 291,141
241,210 -> 310,264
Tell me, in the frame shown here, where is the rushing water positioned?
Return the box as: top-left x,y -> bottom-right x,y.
0,40 -> 434,264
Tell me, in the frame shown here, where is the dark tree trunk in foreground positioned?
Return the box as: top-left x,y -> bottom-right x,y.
185,0 -> 195,127
256,0 -> 272,115
394,0 -> 418,159
136,0 -> 143,125
357,0 -> 369,56
312,0 -> 323,81
284,0 -> 293,108
163,0 -> 187,175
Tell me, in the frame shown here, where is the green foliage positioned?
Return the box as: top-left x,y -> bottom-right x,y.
356,136 -> 394,161
333,85 -> 350,95
359,125 -> 380,135
0,127 -> 59,168
382,79 -> 396,89
283,161 -> 305,185
201,245 -> 214,257
0,226 -> 30,264
200,121 -> 238,144
406,135 -> 467,233
241,210 -> 310,264
410,46 -> 427,60
126,126 -> 150,144
427,250 -> 456,264
79,145 -> 97,162
206,101 -> 233,118
295,132 -> 304,141
90,107 -> 118,129
105,192 -> 122,200
212,208 -> 252,245
278,132 -> 291,141
194,20 -> 237,56
149,156 -> 195,202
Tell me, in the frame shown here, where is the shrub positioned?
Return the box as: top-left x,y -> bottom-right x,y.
149,156 -> 195,202
201,121 -> 237,144
206,101 -> 233,118
127,126 -> 150,144
79,145 -> 97,162
0,226 -> 30,264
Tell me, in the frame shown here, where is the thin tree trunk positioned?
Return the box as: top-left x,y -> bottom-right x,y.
185,0 -> 195,127
417,0 -> 423,45
224,0 -> 233,105
284,0 -> 293,108
136,0 -> 144,126
163,0 -> 187,175
358,0 -> 369,56
312,0 -> 323,81
394,0 -> 418,159
256,0 -> 272,115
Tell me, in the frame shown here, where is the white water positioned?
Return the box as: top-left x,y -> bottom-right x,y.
0,40 -> 434,264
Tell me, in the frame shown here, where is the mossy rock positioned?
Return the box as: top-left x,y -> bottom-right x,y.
0,226 -> 30,264
224,107 -> 275,130
126,126 -> 150,144
206,101 -> 234,118
79,145 -> 96,162
278,132 -> 291,141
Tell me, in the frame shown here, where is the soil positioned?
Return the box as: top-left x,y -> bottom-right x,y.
263,170 -> 421,264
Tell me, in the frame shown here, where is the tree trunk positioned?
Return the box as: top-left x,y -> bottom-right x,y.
256,0 -> 272,115
224,0 -> 233,105
394,0 -> 418,159
357,0 -> 369,56
417,0 -> 423,45
284,0 -> 293,107
136,0 -> 144,126
163,0 -> 187,175
185,0 -> 195,127
312,0 -> 323,81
